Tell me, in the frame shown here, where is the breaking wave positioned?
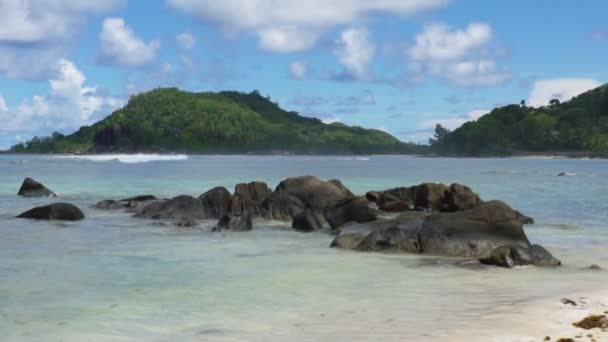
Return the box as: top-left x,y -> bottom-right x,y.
55,154 -> 189,163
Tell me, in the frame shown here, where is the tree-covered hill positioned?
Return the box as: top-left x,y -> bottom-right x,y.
430,84 -> 608,156
12,88 -> 420,154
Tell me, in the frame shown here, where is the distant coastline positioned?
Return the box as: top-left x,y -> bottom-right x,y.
3,149 -> 607,160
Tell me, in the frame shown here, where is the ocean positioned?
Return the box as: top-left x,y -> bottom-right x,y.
1,154 -> 607,341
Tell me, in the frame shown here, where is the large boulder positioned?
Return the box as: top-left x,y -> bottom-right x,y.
17,177 -> 57,197
199,187 -> 232,219
331,200 -> 556,267
274,176 -> 353,213
230,181 -> 272,217
260,192 -> 306,221
445,183 -> 481,211
292,209 -> 324,232
17,203 -> 84,221
366,182 -> 482,213
366,187 -> 413,212
323,196 -> 377,230
134,195 -> 206,221
234,181 -> 272,202
418,201 -> 531,258
212,211 -> 252,232
331,212 -> 429,251
412,183 -> 450,211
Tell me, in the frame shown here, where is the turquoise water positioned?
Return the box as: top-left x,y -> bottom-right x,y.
1,155 -> 607,341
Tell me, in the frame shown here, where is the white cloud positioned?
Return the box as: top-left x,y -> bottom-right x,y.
0,94 -> 7,112
0,59 -> 122,146
257,26 -> 319,53
289,60 -> 308,80
528,78 -> 603,107
334,27 -> 374,80
0,0 -> 122,80
0,47 -> 66,80
99,17 -> 160,66
419,109 -> 489,131
166,0 -> 448,52
176,32 -> 196,50
409,23 -> 511,87
322,116 -> 342,124
0,0 -> 124,44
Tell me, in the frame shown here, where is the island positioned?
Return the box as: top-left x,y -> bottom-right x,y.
10,88 -> 421,155
429,83 -> 608,157
10,84 -> 608,157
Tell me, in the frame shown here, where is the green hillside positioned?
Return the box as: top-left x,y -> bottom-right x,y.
430,84 -> 608,156
12,88 -> 419,154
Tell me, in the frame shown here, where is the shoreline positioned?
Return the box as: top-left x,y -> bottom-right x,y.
451,289 -> 608,342
1,151 -> 607,160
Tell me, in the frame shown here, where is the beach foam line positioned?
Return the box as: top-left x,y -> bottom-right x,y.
55,154 -> 189,163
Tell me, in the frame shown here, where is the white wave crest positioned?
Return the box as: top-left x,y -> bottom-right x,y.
55,154 -> 189,163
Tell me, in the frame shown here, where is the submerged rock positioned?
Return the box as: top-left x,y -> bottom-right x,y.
120,195 -> 157,202
212,211 -> 252,232
96,195 -> 160,211
17,177 -> 57,197
134,195 -> 206,221
479,244 -> 561,268
17,203 -> 84,221
95,199 -> 124,210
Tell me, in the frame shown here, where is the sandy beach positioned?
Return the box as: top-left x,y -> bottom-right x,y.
449,289 -> 608,342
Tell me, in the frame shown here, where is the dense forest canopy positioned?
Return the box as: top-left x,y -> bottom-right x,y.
12,84 -> 608,156
429,84 -> 608,156
12,88 -> 421,155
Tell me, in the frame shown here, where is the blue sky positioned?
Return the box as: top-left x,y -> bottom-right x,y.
0,0 -> 607,149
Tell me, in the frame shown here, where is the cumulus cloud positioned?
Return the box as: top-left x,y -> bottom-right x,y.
0,0 -> 124,45
289,60 -> 308,80
527,78 -> 603,107
99,17 -> 160,66
333,27 -> 374,80
409,22 -> 511,87
166,0 -> 447,52
0,59 -> 122,147
256,26 -> 319,53
0,0 -> 122,80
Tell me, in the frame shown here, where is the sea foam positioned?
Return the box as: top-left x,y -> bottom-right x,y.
55,154 -> 188,163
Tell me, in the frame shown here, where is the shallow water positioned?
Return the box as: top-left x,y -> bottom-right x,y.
1,155 -> 607,341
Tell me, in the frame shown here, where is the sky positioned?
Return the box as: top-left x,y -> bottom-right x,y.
0,0 -> 607,149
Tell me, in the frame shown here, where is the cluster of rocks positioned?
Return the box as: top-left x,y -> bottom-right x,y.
14,176 -> 563,268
